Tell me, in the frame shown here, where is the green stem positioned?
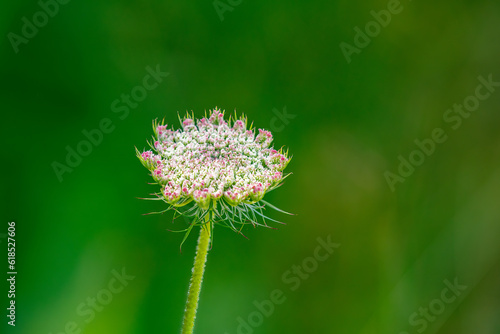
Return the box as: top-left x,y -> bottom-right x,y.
181,219 -> 211,334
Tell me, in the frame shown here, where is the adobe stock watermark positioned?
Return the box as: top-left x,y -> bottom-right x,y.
7,0 -> 72,54
48,268 -> 135,334
399,277 -> 467,334
385,74 -> 499,192
340,0 -> 404,64
51,64 -> 169,182
224,235 -> 340,334
213,0 -> 243,21
269,106 -> 296,133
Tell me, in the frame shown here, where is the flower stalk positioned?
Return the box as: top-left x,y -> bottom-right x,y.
181,216 -> 211,334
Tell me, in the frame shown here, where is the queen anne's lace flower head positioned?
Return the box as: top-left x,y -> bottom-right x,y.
137,108 -> 291,237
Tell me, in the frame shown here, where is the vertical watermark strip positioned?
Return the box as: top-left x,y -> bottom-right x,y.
6,221 -> 16,327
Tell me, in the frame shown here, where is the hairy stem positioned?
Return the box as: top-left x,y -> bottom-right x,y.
181,218 -> 211,334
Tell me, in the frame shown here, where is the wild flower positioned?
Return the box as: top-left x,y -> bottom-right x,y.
137,107 -> 292,334
137,107 -> 292,243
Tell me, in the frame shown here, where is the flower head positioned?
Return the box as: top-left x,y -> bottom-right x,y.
137,108 -> 292,239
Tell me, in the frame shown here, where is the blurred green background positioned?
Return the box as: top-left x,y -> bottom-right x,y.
2,0 -> 500,333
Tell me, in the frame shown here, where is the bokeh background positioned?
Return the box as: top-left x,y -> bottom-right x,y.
2,1 -> 500,333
